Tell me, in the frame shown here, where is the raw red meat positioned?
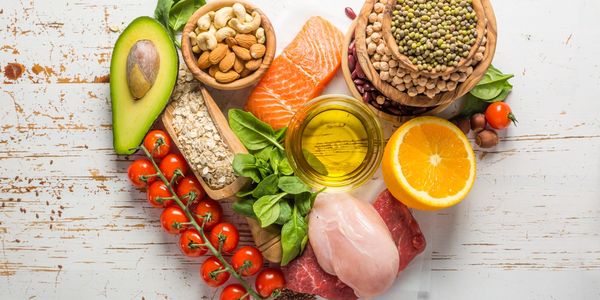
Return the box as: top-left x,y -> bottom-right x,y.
373,190 -> 427,272
281,245 -> 357,300
281,190 -> 426,299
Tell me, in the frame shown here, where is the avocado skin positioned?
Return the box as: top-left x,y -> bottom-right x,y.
110,16 -> 178,155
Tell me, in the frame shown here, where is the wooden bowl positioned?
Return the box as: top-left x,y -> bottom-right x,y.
354,0 -> 497,108
381,0 -> 487,76
162,86 -> 249,200
341,20 -> 450,125
181,0 -> 276,90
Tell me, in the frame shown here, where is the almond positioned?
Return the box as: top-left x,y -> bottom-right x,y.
215,70 -> 240,83
209,65 -> 219,77
233,57 -> 245,73
245,59 -> 262,71
240,67 -> 252,78
197,51 -> 211,69
208,43 -> 228,65
219,51 -> 236,72
250,44 -> 266,59
232,45 -> 252,61
225,36 -> 237,48
235,34 -> 257,49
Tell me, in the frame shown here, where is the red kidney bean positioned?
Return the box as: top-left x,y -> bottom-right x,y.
345,7 -> 357,20
353,79 -> 365,85
363,92 -> 372,103
348,55 -> 356,71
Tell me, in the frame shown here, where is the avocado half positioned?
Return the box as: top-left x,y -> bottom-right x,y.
110,16 -> 178,154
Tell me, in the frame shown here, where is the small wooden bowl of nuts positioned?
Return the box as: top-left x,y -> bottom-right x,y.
181,0 -> 276,90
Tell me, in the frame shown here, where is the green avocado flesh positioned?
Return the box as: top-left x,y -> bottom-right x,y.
110,16 -> 178,155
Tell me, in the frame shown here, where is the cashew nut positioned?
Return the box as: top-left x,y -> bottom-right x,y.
215,27 -> 236,42
196,31 -> 217,51
255,27 -> 265,44
197,12 -> 213,31
244,13 -> 253,23
232,3 -> 246,20
214,7 -> 234,29
228,11 -> 261,34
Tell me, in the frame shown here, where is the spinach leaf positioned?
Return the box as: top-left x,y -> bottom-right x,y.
275,200 -> 292,225
294,192 -> 313,216
154,0 -> 175,42
232,154 -> 261,183
302,149 -> 328,175
459,94 -> 490,118
169,0 -> 204,31
255,146 -> 275,162
269,149 -> 284,175
253,193 -> 287,228
235,188 -> 254,198
469,83 -> 504,100
229,109 -> 284,151
278,176 -> 310,194
281,206 -> 309,266
252,174 -> 279,198
275,127 -> 287,142
233,198 -> 256,218
278,157 -> 294,175
469,65 -> 514,101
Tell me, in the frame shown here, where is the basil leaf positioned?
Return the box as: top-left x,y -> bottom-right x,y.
233,198 -> 256,218
278,176 -> 309,194
252,174 -> 279,198
302,149 -> 328,175
278,157 -> 294,176
232,154 -> 261,183
281,206 -> 308,266
275,200 -> 292,225
459,94 -> 490,118
169,0 -> 204,31
253,193 -> 286,228
228,109 -> 284,151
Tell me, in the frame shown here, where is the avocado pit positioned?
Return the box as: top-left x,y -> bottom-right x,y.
126,40 -> 160,99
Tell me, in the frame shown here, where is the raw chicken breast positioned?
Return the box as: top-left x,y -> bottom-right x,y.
308,192 -> 400,298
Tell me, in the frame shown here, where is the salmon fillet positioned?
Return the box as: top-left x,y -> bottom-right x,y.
245,16 -> 344,129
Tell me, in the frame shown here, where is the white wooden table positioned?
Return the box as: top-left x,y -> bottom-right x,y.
1,0 -> 599,299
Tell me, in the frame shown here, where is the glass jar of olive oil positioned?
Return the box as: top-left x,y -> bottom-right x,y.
285,95 -> 384,191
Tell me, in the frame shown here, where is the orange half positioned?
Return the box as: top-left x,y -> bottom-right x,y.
382,117 -> 476,210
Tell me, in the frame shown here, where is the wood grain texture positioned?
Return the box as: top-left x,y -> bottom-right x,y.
181,0 -> 276,90
1,0 -> 600,299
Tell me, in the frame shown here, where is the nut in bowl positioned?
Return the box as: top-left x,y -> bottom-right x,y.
181,0 -> 276,90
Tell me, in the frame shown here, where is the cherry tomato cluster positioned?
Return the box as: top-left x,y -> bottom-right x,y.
127,130 -> 286,300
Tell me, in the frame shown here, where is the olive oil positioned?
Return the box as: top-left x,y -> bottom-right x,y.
301,109 -> 368,177
285,95 -> 384,191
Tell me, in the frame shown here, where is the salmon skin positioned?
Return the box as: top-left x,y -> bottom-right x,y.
245,16 -> 344,129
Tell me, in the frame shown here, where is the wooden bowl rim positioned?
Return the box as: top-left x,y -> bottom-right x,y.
181,0 -> 276,90
161,86 -> 249,200
353,0 -> 497,108
381,0 -> 487,77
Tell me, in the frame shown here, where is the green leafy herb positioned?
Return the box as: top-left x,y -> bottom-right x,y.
460,65 -> 514,117
281,206 -> 308,266
233,198 -> 256,217
169,0 -> 204,31
278,158 -> 294,175
278,176 -> 310,195
269,149 -> 284,175
275,201 -> 293,225
154,0 -> 175,42
294,192 -> 313,216
253,193 -> 287,228
252,174 -> 279,198
232,154 -> 261,183
274,127 -> 287,142
228,109 -> 284,151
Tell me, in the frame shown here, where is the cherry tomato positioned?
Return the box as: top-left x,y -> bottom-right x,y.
255,268 -> 286,298
147,181 -> 173,208
178,229 -> 207,257
143,130 -> 172,159
160,206 -> 189,234
485,102 -> 517,130
220,284 -> 249,300
231,246 -> 263,276
201,256 -> 230,287
127,159 -> 157,188
208,223 -> 239,253
159,153 -> 188,183
192,199 -> 223,231
176,176 -> 205,205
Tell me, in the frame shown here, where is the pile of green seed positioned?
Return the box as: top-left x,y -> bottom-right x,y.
391,0 -> 478,72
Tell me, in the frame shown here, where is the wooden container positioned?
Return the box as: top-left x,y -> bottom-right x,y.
354,0 -> 497,108
382,0 -> 487,76
342,20 -> 450,125
181,0 -> 276,90
162,86 -> 249,200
